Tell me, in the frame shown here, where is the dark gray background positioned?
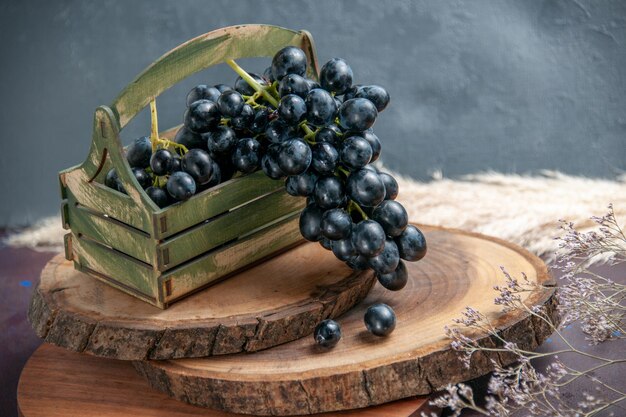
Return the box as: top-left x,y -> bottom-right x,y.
1,0 -> 625,227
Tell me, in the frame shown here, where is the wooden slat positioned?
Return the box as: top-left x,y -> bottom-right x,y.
158,190 -> 304,270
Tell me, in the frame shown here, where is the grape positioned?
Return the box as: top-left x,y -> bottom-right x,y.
331,237 -> 356,261
305,78 -> 321,91
351,220 -> 385,257
181,149 -> 213,185
206,126 -> 237,155
340,136 -> 372,171
132,167 -> 151,189
277,138 -> 312,175
377,260 -> 408,291
338,98 -> 377,131
150,149 -> 173,176
260,144 -> 285,180
217,158 -> 236,182
379,172 -> 398,200
174,126 -> 206,151
184,100 -> 220,133
314,319 -> 341,348
364,303 -> 396,336
262,66 -> 274,83
235,73 -> 266,96
395,225 -> 427,261
278,74 -> 309,98
146,186 -> 170,208
265,120 -> 293,144
285,170 -> 317,197
320,58 -> 353,94
367,239 -> 400,275
213,84 -> 232,93
321,208 -> 352,240
230,104 -> 254,130
170,155 -> 182,173
355,85 -> 390,112
372,200 -> 408,237
299,203 -> 323,241
167,171 -> 196,201
343,84 -> 362,101
278,94 -> 307,126
313,176 -> 345,209
315,125 -> 341,145
319,237 -> 332,251
186,85 -> 220,106
346,168 -> 386,207
250,108 -> 271,134
231,138 -> 260,174
217,90 -> 245,118
271,46 -> 307,81
346,254 -> 369,270
104,168 -> 123,192
203,160 -> 222,188
305,88 -> 337,126
126,136 -> 152,168
311,142 -> 339,176
361,130 -> 381,162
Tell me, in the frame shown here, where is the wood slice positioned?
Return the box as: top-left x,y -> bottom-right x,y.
134,227 -> 557,415
17,343 -> 439,417
28,244 -> 375,360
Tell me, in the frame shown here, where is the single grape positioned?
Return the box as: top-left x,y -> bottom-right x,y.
278,74 -> 309,98
184,100 -> 220,133
277,138 -> 312,175
206,126 -> 237,155
351,220 -> 385,257
234,73 -> 266,96
213,84 -> 232,93
104,168 -> 124,192
131,167 -> 151,189
230,104 -> 254,130
186,85 -> 220,106
174,126 -> 206,151
265,120 -> 293,144
379,172 -> 399,200
343,84 -> 362,101
305,88 -> 337,126
321,208 -> 352,240
361,130 -> 381,162
355,85 -> 390,112
346,254 -> 369,270
314,319 -> 341,348
372,200 -> 408,237
150,149 -> 174,176
395,225 -> 427,261
217,90 -> 245,118
364,303 -> 396,336
346,168 -> 386,207
338,98 -> 378,131
271,46 -> 307,81
368,239 -> 400,275
305,78 -> 321,90
340,136 -> 372,171
167,171 -> 196,201
320,58 -> 353,94
377,260 -> 408,291
250,108 -> 271,134
231,138 -> 261,174
299,203 -> 324,241
315,125 -> 341,145
311,142 -> 339,176
181,148 -> 213,185
278,94 -> 307,126
313,176 -> 345,209
331,237 -> 356,261
262,66 -> 275,83
146,186 -> 170,208
203,159 -> 222,188
260,144 -> 285,180
126,136 -> 152,168
319,237 -> 332,251
285,170 -> 318,197
170,155 -> 182,173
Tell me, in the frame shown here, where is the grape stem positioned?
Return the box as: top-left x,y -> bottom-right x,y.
149,98 -> 188,155
349,200 -> 369,220
225,59 -> 279,108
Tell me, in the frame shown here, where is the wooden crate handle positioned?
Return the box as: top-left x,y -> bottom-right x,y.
78,24 -> 319,208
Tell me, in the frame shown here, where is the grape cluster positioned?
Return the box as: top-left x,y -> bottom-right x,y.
104,46 -> 427,343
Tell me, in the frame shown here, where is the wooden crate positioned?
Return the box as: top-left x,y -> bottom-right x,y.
59,24 -> 319,308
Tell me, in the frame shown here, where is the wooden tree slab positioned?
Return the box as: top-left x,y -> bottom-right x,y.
134,226 -> 557,415
28,244 -> 375,360
17,343 -> 439,417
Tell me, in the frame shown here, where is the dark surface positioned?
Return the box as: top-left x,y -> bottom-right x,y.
1,1 -> 626,227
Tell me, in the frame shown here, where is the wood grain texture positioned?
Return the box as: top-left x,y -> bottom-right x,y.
28,241 -> 376,360
17,344 -> 438,417
133,227 -> 557,415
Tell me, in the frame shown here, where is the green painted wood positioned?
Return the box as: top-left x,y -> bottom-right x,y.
161,213 -> 302,303
157,190 -> 305,270
153,171 -> 284,239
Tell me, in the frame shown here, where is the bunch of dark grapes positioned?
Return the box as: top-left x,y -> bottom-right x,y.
104,46 -> 427,344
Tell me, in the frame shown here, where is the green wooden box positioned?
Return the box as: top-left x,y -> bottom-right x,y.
59,25 -> 318,309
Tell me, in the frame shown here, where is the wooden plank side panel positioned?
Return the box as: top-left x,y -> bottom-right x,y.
158,190 -> 305,270
154,171 -> 284,239
162,214 -> 303,303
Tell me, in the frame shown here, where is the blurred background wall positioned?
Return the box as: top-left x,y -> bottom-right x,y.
0,0 -> 624,227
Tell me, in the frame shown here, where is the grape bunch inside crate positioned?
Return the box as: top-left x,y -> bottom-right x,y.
60,25 -> 319,309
